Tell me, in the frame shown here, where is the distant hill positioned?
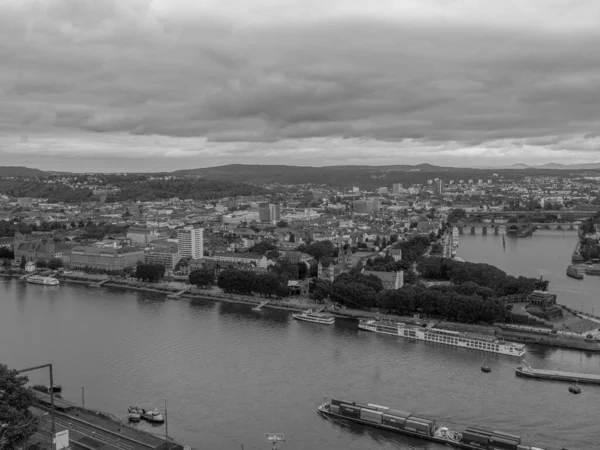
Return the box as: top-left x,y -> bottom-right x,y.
480,162 -> 600,170
173,164 -> 509,188
0,166 -> 49,177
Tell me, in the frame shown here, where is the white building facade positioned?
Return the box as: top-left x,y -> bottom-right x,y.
177,228 -> 204,259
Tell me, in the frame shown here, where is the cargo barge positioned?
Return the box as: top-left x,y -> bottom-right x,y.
318,397 -> 555,450
359,319 -> 526,357
516,365 -> 600,385
496,324 -> 600,352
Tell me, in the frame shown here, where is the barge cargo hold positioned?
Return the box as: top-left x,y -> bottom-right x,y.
318,398 -> 556,450
516,366 -> 600,385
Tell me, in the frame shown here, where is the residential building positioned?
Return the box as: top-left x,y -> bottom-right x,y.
434,179 -> 445,195
258,203 -> 281,223
203,252 -> 268,269
178,228 -> 203,259
14,240 -> 69,264
392,183 -> 403,194
70,246 -> 145,271
363,270 -> 404,290
389,248 -> 402,261
127,227 -> 160,245
352,199 -> 380,214
144,242 -> 181,274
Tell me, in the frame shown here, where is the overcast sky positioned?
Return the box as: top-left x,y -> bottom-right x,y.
1,0 -> 600,172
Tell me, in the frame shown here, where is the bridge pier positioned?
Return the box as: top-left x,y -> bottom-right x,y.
482,226 -> 487,235
470,226 -> 475,235
458,226 -> 464,235
557,225 -> 562,230
570,224 -> 575,230
494,226 -> 499,235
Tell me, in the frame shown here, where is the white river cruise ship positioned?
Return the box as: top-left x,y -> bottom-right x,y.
359,319 -> 526,357
26,275 -> 60,286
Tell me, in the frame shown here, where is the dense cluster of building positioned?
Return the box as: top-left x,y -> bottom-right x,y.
1,172 -> 599,286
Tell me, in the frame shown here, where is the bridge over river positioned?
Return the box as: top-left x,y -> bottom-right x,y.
465,210 -> 597,220
456,222 -> 579,235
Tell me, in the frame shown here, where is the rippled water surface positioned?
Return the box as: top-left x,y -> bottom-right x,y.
1,231 -> 599,450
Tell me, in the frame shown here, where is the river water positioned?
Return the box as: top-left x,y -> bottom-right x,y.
1,231 -> 599,450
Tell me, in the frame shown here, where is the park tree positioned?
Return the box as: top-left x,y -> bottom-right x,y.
19,256 -> 26,270
189,268 -> 214,288
135,263 -> 165,282
297,240 -> 335,261
0,364 -> 40,450
0,248 -> 14,260
309,278 -> 331,302
46,258 -> 63,271
35,260 -> 46,269
446,208 -> 467,223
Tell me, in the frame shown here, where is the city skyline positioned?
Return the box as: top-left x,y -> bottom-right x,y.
1,0 -> 600,172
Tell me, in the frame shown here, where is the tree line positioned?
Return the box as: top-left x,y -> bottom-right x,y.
106,178 -> 266,202
134,263 -> 165,282
217,268 -> 289,298
0,364 -> 41,449
416,256 -> 548,296
309,275 -> 512,324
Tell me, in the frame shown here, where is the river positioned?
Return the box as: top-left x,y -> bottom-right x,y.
458,229 -> 600,313
1,231 -> 599,450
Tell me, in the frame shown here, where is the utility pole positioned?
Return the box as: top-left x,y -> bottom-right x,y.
17,363 -> 56,450
81,387 -> 85,409
164,399 -> 169,449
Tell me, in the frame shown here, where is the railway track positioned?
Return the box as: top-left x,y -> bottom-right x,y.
35,405 -> 156,450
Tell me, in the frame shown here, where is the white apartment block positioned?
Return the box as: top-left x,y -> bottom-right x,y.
177,228 -> 204,259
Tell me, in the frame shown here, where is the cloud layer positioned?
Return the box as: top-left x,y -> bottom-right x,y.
1,0 -> 600,171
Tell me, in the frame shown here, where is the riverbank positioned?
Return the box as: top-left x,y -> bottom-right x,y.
4,270 -> 595,341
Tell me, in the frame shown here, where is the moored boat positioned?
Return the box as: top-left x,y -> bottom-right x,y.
566,266 -> 584,279
317,397 -> 551,450
128,406 -> 165,423
142,408 -> 165,423
359,319 -> 526,357
26,275 -> 60,286
515,365 -> 600,385
292,309 -> 335,325
497,323 -> 600,352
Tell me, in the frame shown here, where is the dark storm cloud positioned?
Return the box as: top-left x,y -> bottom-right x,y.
1,0 -> 600,168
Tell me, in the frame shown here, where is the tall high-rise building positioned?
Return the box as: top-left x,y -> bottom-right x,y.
269,204 -> 281,222
177,228 -> 203,259
434,179 -> 445,195
392,183 -> 403,194
258,203 -> 281,222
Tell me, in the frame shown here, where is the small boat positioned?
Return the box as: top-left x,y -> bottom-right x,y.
128,413 -> 141,422
292,309 -> 335,325
128,406 -> 144,415
569,382 -> 581,394
481,359 -> 491,373
128,406 -> 164,423
141,409 -> 165,423
47,385 -> 62,393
